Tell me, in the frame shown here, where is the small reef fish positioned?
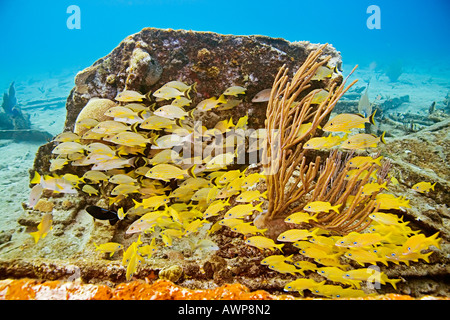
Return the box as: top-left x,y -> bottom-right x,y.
140,115 -> 176,130
358,84 -> 372,117
91,120 -> 130,134
285,211 -> 318,224
85,143 -> 115,156
294,260 -> 318,272
32,172 -> 78,194
53,132 -> 80,142
115,90 -> 148,102
311,65 -> 335,81
52,142 -> 85,155
235,190 -> 267,203
126,252 -> 142,281
151,133 -> 193,150
245,236 -> 284,252
310,89 -> 329,104
91,157 -> 135,171
189,239 -> 219,252
85,205 -> 119,225
303,134 -> 347,150
148,149 -> 181,165
28,184 -> 44,209
252,88 -> 271,102
368,212 -> 405,226
109,132 -> 150,147
323,112 -> 376,133
268,261 -> 303,275
223,86 -> 246,96
361,181 -> 388,196
29,213 -> 53,243
348,155 -> 383,168
138,238 -> 158,257
317,267 -> 361,289
111,184 -> 140,196
283,279 -> 326,295
109,174 -> 137,185
401,232 -> 441,254
343,268 -> 401,290
260,254 -> 294,266
196,95 -> 228,112
104,106 -> 139,119
242,173 -> 265,189
304,201 -> 341,213
411,181 -> 436,193
224,202 -> 263,219
82,184 -> 99,196
82,170 -> 109,183
49,158 -> 68,172
277,228 -> 319,242
153,86 -> 184,100
94,242 -> 123,257
154,105 -> 192,120
218,218 -> 245,228
375,194 -> 411,211
184,219 -> 209,236
162,81 -> 196,97
133,196 -> 170,209
205,153 -> 235,169
216,169 -> 242,185
145,164 -> 196,181
341,132 -> 386,150
344,249 -> 388,266
335,232 -> 392,248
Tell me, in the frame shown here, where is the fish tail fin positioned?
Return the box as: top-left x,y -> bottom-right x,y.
94,242 -> 100,250
29,231 -> 40,244
132,199 -> 142,208
187,165 -> 197,179
261,190 -> 268,199
144,90 -> 152,101
130,122 -> 140,133
387,278 -> 401,290
369,109 -> 377,125
285,254 -> 294,262
332,204 -> 342,213
380,131 -> 386,144
31,171 -> 41,184
188,109 -> 195,119
431,182 -> 436,191
254,201 -> 263,212
276,243 -> 285,253
373,156 -> 383,167
311,213 -> 319,222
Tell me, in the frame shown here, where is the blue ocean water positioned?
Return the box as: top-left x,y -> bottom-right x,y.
1,0 -> 449,81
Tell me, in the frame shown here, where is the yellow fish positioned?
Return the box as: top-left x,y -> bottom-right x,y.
335,232 -> 392,248
361,181 -> 388,196
109,131 -> 150,147
111,184 -> 140,196
191,187 -> 213,202
154,105 -> 191,120
104,106 -> 139,119
277,228 -> 319,242
224,202 -> 263,219
52,141 -> 85,155
401,232 -> 441,254
115,90 -> 148,102
140,115 -> 176,130
323,112 -> 376,133
148,149 -> 180,165
284,211 -> 318,224
184,219 -> 209,236
145,164 -> 196,181
374,194 -> 411,211
153,86 -> 184,100
260,254 -> 294,266
235,190 -> 267,203
303,134 -> 346,150
53,132 -> 80,142
368,212 -> 406,226
82,184 -> 99,196
317,267 -> 361,289
162,81 -> 196,96
29,213 -> 53,243
343,268 -> 401,290
138,238 -> 158,257
235,115 -> 248,130
344,169 -> 378,181
109,174 -> 137,185
91,120 -> 130,134
196,95 -> 228,112
205,153 -> 235,169
340,132 -> 386,150
49,158 -> 69,172
231,222 -> 267,236
223,85 -> 246,96
293,260 -> 318,272
283,278 -> 326,295
133,196 -> 170,209
218,218 -> 245,228
245,236 -> 284,253
343,249 -> 388,266
126,252 -> 142,281
348,155 -> 383,168
242,173 -> 265,189
268,261 -> 303,275
82,170 -> 109,183
304,201 -> 341,213
411,181 -> 436,193
310,89 -> 329,104
216,169 -> 242,185
94,242 -> 123,257
311,65 -> 335,81
151,133 -> 193,150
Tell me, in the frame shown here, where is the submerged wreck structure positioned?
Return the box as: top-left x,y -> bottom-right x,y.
0,28 -> 448,300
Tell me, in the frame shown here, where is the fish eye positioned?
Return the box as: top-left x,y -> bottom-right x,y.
348,253 -> 352,256
287,286 -> 292,289
391,253 -> 396,257
353,241 -> 358,245
307,206 -> 311,209
320,270 -> 324,274
339,241 -> 344,244
282,236 -> 286,239
407,247 -> 411,251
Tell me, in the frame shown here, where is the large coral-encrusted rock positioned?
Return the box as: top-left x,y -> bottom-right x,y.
64,27 -> 342,132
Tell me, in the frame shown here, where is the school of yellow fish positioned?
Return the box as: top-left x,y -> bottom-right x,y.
28,72 -> 441,298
